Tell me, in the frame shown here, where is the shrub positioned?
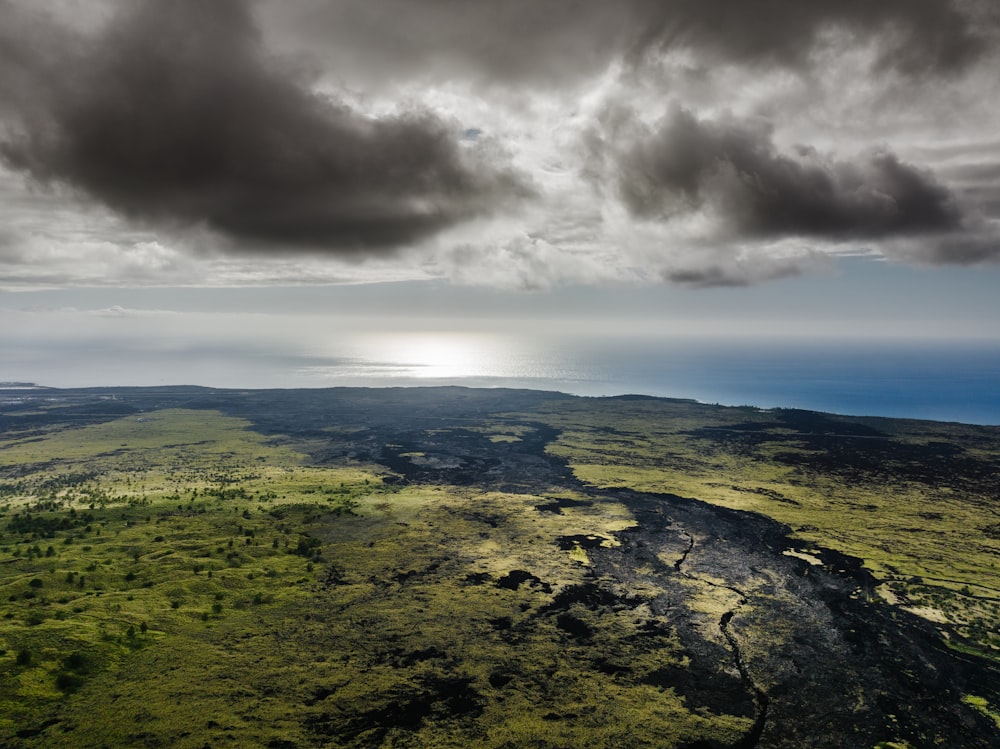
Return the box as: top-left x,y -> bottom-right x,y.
55,671 -> 84,692
63,652 -> 88,671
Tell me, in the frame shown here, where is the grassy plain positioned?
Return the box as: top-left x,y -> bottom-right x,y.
531,398 -> 1000,658
0,407 -> 750,748
2,390 -> 999,747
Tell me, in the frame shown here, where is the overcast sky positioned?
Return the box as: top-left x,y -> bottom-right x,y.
2,0 -> 1000,385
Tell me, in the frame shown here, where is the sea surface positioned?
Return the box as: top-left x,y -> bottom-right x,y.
296,335 -> 1000,426
6,334 -> 1000,425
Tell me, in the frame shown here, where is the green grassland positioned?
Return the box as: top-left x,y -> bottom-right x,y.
2,392 -> 999,747
529,398 -> 1000,658
0,408 -> 751,748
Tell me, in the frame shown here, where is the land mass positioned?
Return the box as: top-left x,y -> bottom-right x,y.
1,385 -> 999,748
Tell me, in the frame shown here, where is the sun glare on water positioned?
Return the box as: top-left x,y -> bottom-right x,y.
376,333 -> 498,378
325,331 -> 541,382
301,330 -> 585,388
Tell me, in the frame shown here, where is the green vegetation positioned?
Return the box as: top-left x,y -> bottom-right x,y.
963,695 -> 1000,730
0,410 -> 393,745
530,398 -> 1000,658
2,389 -> 998,747
0,408 -> 747,747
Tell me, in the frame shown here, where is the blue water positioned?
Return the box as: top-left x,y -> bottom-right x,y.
545,338 -> 1000,425
5,331 -> 999,425
298,336 -> 1000,426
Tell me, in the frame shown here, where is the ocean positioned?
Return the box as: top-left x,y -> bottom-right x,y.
295,334 -> 1000,426
5,333 -> 1000,425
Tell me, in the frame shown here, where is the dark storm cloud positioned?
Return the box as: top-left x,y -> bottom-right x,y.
2,0 -> 998,289
634,0 -> 987,74
884,231 -> 1000,266
606,106 -> 963,240
0,4 -> 75,117
661,255 -> 819,288
259,0 -> 637,87
939,162 -> 1000,219
266,0 -> 990,87
0,0 -> 529,252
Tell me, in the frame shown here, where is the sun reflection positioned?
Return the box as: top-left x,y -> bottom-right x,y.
359,332 -> 507,379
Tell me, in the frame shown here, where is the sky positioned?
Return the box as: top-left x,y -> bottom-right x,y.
1,0 -> 1000,390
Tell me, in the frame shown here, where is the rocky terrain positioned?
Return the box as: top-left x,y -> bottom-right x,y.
1,385 -> 998,747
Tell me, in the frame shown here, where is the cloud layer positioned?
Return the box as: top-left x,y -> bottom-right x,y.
1,0 -> 528,253
262,0 -> 990,85
600,106 -> 962,239
0,0 -> 998,288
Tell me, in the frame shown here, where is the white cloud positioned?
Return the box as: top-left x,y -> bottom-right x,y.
0,0 -> 998,291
